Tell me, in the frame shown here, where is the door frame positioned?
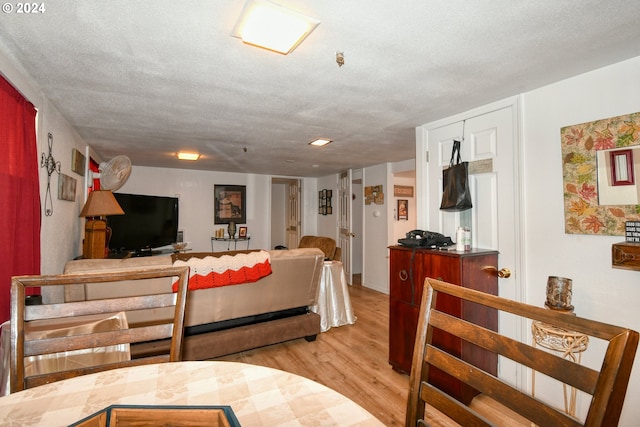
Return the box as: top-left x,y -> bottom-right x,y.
416,95 -> 527,387
270,177 -> 301,250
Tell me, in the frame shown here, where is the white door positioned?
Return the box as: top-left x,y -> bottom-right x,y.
339,170 -> 353,284
286,180 -> 300,249
422,98 -> 523,387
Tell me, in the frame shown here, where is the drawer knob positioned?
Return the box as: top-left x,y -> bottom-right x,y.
399,270 -> 408,281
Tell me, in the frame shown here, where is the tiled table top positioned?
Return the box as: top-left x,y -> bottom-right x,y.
0,361 -> 384,426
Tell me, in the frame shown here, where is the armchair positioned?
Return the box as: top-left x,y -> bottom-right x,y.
298,235 -> 341,261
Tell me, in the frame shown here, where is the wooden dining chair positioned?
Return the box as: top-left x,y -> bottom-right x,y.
10,265 -> 190,393
406,278 -> 639,427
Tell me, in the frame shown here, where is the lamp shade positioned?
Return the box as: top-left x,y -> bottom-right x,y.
79,190 -> 125,218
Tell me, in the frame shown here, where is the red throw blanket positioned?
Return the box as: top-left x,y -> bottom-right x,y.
172,250 -> 272,292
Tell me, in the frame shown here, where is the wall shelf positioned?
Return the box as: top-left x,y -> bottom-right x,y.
211,237 -> 251,251
612,242 -> 640,271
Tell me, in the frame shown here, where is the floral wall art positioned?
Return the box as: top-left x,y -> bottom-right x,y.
561,111 -> 640,235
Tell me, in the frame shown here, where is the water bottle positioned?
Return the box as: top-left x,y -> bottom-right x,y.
456,227 -> 465,251
464,227 -> 471,251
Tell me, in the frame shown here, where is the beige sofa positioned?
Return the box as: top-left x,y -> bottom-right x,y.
63,248 -> 324,360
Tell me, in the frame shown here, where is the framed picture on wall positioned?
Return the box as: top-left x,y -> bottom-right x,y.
57,173 -> 77,201
71,148 -> 86,176
397,199 -> 408,220
214,185 -> 246,224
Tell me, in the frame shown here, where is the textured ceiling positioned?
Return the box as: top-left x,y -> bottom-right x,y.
1,1 -> 639,177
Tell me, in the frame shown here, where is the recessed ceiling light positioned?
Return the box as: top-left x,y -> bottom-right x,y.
177,152 -> 200,161
231,0 -> 320,55
309,138 -> 332,147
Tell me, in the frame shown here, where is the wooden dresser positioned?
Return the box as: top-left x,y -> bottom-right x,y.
388,245 -> 499,404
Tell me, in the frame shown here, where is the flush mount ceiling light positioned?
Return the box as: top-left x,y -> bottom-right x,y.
309,138 -> 332,147
231,0 -> 320,55
177,152 -> 200,161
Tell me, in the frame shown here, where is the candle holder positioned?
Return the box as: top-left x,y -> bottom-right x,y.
545,276 -> 573,312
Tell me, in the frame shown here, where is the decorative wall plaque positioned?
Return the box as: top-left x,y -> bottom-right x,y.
561,111 -> 640,235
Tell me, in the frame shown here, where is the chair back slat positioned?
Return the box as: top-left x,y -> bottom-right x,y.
406,278 -> 639,427
24,293 -> 177,321
10,265 -> 189,393
24,324 -> 174,356
429,310 -> 600,394
420,381 -> 493,427
426,345 -> 582,427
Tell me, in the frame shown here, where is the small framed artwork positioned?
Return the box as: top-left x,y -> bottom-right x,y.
71,148 -> 86,176
214,185 -> 246,224
239,226 -> 248,238
610,149 -> 635,186
58,173 -> 77,201
397,199 -> 408,220
394,185 -> 413,197
318,189 -> 333,215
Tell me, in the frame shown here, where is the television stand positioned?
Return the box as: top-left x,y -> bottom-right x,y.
131,249 -> 151,257
107,251 -> 132,259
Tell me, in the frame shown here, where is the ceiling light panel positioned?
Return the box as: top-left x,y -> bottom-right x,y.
309,138 -> 332,147
232,0 -> 320,55
177,152 -> 200,161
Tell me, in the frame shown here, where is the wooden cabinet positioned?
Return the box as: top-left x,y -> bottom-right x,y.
388,245 -> 498,403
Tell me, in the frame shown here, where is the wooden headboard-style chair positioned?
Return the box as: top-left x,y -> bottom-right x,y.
406,278 -> 638,427
10,266 -> 189,393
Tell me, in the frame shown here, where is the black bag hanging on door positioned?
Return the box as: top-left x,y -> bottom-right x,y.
440,139 -> 473,211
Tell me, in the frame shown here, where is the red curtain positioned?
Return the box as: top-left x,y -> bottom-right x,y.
89,157 -> 100,190
0,75 -> 40,323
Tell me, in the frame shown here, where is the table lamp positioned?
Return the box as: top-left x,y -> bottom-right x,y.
79,190 -> 124,258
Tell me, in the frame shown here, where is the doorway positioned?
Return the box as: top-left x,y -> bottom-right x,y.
270,178 -> 300,250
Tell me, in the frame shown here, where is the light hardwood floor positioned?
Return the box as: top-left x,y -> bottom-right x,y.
216,282 -> 536,427
215,283 -> 409,426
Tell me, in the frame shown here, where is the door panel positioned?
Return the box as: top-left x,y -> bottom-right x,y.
286,180 -> 300,249
425,102 -> 521,386
339,171 -> 352,284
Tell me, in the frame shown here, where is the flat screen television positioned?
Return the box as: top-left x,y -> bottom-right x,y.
108,193 -> 179,256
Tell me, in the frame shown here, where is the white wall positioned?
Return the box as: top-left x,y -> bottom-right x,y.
300,177 -> 318,236
316,174 -> 339,240
392,174 -> 417,241
521,55 -> 640,425
118,166 -> 284,252
270,182 -> 287,248
118,169 -> 327,254
362,163 -> 391,293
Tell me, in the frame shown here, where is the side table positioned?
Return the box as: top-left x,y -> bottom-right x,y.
310,261 -> 356,332
531,320 -> 589,416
